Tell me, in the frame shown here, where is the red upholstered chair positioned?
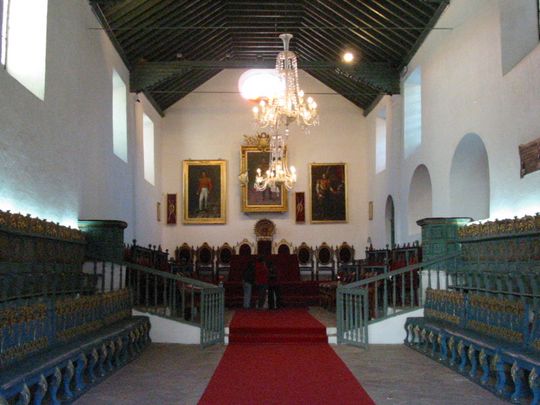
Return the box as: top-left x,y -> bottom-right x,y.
257,240 -> 272,257
278,244 -> 290,255
236,239 -> 254,257
274,239 -> 293,255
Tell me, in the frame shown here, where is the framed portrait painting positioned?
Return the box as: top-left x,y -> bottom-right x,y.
183,160 -> 227,224
241,145 -> 288,212
310,163 -> 347,223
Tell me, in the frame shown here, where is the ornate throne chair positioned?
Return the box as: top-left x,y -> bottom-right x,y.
254,219 -> 275,258
315,242 -> 335,281
216,242 -> 234,281
195,242 -> 215,282
294,242 -> 314,281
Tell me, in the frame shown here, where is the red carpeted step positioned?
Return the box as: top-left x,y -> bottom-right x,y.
229,335 -> 328,344
200,309 -> 375,404
228,309 -> 328,344
231,326 -> 326,335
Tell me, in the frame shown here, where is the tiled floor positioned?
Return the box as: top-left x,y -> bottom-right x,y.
74,344 -> 226,405
74,307 -> 507,405
75,341 -> 507,404
334,345 -> 507,405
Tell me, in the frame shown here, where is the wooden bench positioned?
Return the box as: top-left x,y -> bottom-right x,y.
0,289 -> 150,404
405,289 -> 535,403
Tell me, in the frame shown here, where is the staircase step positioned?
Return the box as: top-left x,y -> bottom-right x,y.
231,327 -> 325,335
229,334 -> 328,344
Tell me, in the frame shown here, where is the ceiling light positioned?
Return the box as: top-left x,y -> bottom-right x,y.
238,69 -> 281,101
342,52 -> 354,63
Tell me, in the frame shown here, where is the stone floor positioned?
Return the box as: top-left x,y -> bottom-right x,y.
75,342 -> 507,405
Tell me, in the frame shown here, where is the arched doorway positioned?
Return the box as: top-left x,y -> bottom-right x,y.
449,133 -> 490,220
385,195 -> 395,248
408,164 -> 433,237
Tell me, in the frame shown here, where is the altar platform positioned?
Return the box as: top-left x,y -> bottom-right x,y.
223,254 -> 320,307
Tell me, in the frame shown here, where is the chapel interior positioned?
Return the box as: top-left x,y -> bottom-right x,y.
1,0 -> 540,404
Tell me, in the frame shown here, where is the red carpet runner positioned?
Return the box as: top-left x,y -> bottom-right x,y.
199,309 -> 375,405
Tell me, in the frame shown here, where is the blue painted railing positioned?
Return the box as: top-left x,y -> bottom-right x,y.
85,259 -> 225,348
337,252 -> 460,347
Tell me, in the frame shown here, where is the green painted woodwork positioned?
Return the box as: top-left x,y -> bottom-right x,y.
121,261 -> 225,347
336,286 -> 369,347
90,0 -> 446,112
129,60 -> 400,95
449,215 -> 540,305
417,217 -> 472,262
78,220 -> 127,262
336,252 -> 459,346
0,210 -> 86,267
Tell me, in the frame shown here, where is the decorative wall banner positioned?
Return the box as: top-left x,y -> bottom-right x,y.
239,134 -> 288,213
166,194 -> 177,224
310,163 -> 347,223
519,137 -> 540,178
295,192 -> 305,223
183,160 -> 227,224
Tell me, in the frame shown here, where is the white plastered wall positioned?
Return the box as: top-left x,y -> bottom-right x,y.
0,0 -> 162,244
160,69 -> 369,252
367,0 -> 540,246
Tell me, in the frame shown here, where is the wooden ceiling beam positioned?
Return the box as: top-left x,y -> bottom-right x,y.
130,60 -> 399,95
119,0 -> 222,53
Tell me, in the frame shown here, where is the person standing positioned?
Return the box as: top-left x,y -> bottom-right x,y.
268,260 -> 282,310
242,260 -> 255,309
255,256 -> 269,309
197,171 -> 213,211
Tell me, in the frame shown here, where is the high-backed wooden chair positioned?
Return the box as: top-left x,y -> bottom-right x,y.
174,243 -> 194,274
274,239 -> 293,255
196,242 -> 215,282
235,238 -> 255,257
315,242 -> 335,281
294,242 -> 314,281
216,242 -> 234,281
257,240 -> 272,257
336,242 -> 356,281
254,218 -> 275,258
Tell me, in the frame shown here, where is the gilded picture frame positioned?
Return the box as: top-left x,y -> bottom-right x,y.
309,163 -> 348,223
240,144 -> 288,213
183,160 -> 227,224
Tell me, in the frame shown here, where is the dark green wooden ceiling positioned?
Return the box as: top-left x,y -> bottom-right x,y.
90,0 -> 449,116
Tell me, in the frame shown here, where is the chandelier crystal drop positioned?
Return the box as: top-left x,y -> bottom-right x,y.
253,128 -> 297,191
252,33 -> 319,131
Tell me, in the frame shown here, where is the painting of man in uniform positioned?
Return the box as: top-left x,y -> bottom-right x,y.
310,163 -> 347,223
183,160 -> 227,224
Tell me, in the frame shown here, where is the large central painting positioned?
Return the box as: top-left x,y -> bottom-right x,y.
240,135 -> 288,212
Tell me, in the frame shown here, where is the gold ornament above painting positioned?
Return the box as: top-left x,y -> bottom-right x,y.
238,133 -> 288,213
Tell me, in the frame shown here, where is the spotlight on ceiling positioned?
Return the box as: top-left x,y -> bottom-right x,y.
342,52 -> 354,63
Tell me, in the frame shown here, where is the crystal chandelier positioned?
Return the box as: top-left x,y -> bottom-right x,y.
253,128 -> 297,191
252,33 -> 319,131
